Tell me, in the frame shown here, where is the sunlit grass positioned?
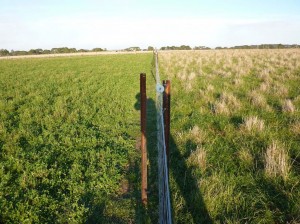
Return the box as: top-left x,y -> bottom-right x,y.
0,54 -> 152,223
160,49 -> 300,223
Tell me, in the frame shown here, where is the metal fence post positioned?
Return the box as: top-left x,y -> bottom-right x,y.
163,80 -> 171,167
140,73 -> 147,206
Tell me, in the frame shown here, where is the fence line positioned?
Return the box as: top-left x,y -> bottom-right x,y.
154,50 -> 172,224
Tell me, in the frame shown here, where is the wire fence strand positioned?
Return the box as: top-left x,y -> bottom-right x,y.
154,50 -> 172,224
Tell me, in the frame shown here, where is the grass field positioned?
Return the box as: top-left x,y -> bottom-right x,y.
0,50 -> 300,223
159,49 -> 300,223
0,54 -> 152,223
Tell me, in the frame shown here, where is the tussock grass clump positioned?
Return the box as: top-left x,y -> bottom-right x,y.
242,116 -> 265,132
257,69 -> 272,83
220,92 -> 240,109
264,141 -> 291,180
185,82 -> 193,91
177,71 -> 187,81
259,82 -> 270,92
282,99 -> 296,113
188,72 -> 196,81
189,125 -> 206,144
248,91 -> 270,110
294,96 -> 300,107
273,83 -> 289,97
175,126 -> 207,145
232,78 -> 242,85
206,84 -> 214,92
188,146 -> 207,172
213,100 -> 230,115
241,116 -> 264,132
213,92 -> 240,115
291,122 -> 300,136
199,84 -> 215,100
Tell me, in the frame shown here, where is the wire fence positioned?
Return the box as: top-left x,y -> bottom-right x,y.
154,50 -> 172,224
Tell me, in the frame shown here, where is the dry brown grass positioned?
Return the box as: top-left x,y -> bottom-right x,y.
189,125 -> 206,144
232,78 -> 242,85
259,82 -> 270,92
264,141 -> 290,180
273,83 -> 289,97
213,92 -> 240,115
188,72 -> 197,81
220,92 -> 240,108
282,99 -> 296,113
248,91 -> 271,111
160,49 -> 300,82
294,95 -> 300,104
206,84 -> 214,92
188,146 -> 207,172
291,122 -> 300,136
213,100 -> 230,115
241,116 -> 265,133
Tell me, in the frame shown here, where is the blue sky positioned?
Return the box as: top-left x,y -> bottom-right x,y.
0,0 -> 300,50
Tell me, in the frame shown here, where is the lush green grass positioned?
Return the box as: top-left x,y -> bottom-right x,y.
0,54 -> 152,223
160,49 -> 300,223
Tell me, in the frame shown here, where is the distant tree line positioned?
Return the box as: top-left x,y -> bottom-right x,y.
160,44 -> 300,51
2,44 -> 299,56
216,44 -> 300,50
123,47 -> 141,51
0,47 -> 106,56
160,45 -> 211,50
161,45 -> 190,50
121,46 -> 155,51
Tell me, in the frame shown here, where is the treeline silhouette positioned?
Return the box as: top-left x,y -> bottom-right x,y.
0,47 -> 106,56
1,44 -> 299,57
215,44 -> 300,50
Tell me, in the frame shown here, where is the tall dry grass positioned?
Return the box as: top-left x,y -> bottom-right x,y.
241,116 -> 265,133
282,99 -> 296,113
264,142 -> 291,180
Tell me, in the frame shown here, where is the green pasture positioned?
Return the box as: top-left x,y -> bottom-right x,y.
1,50 -> 300,223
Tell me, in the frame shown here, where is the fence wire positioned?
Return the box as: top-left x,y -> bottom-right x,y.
154,50 -> 172,224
